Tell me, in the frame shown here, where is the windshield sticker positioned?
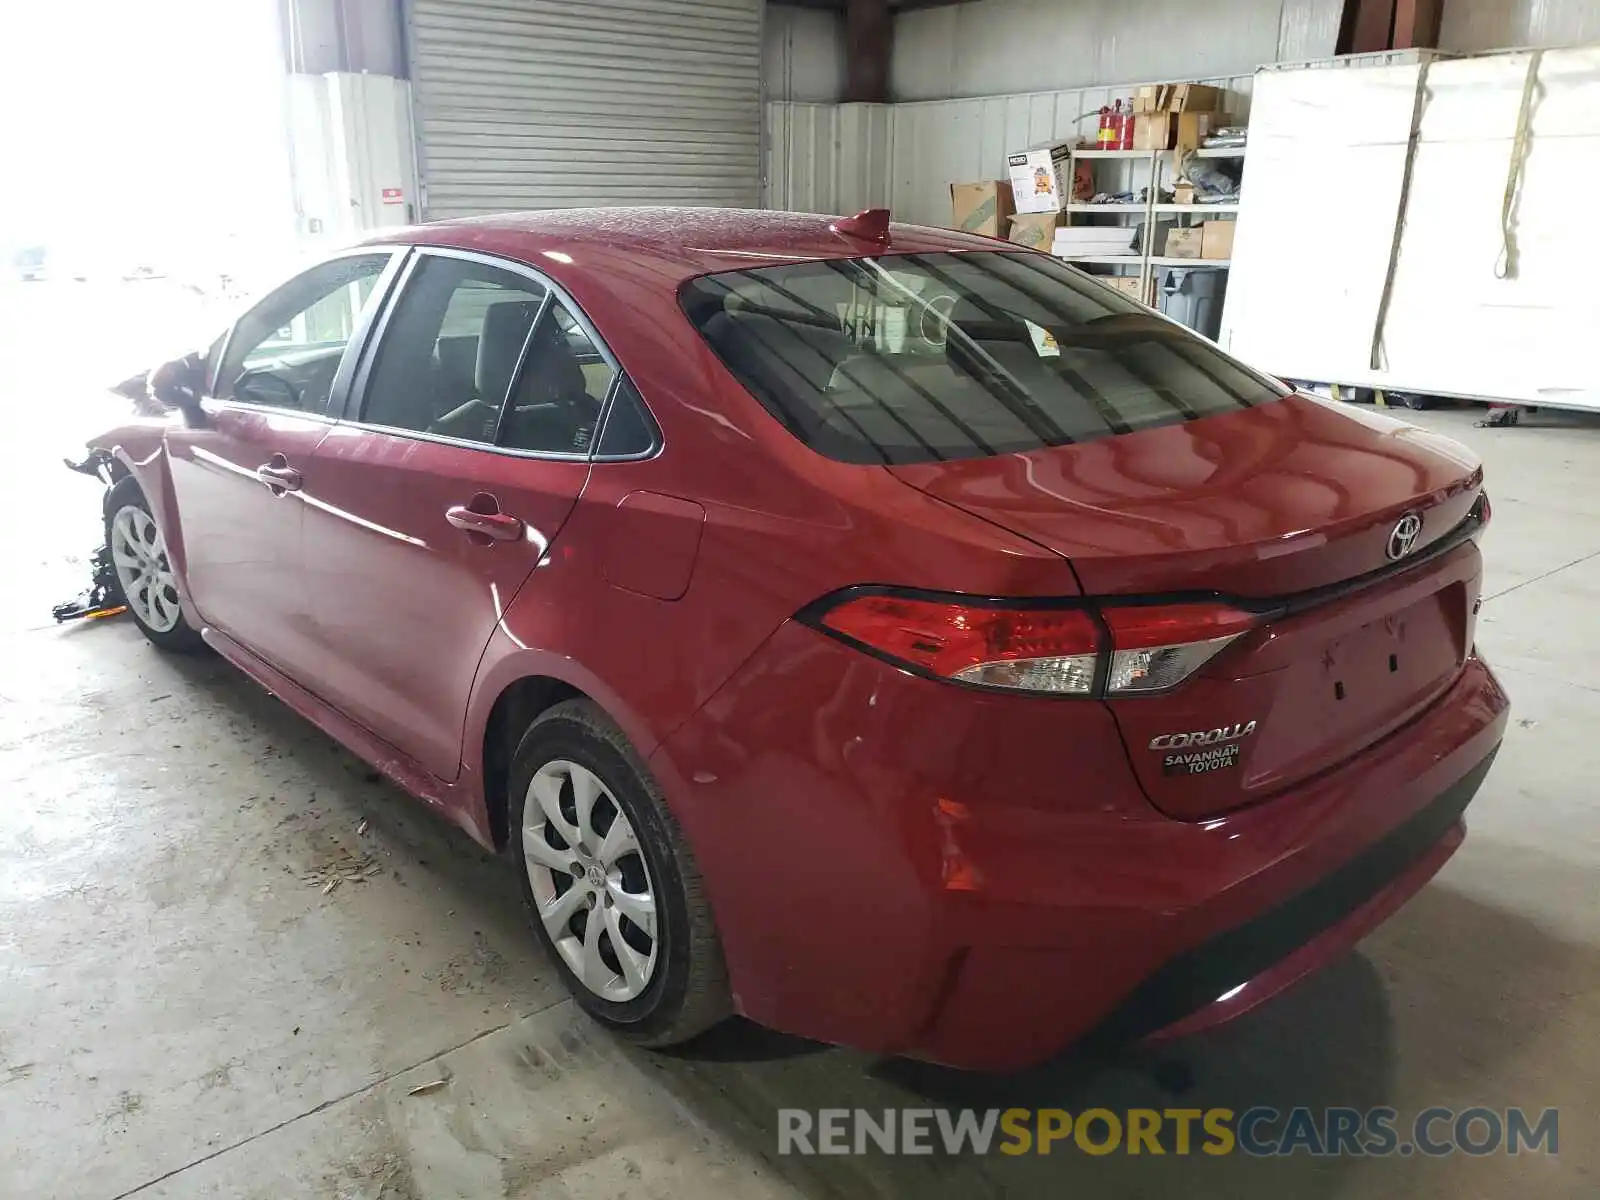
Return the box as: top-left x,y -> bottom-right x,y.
1025,320 -> 1061,358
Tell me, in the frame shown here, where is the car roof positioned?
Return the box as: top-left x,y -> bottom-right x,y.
362,207 -> 1004,282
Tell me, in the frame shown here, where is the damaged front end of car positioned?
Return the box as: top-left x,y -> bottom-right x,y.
53,350 -> 201,626
53,448 -> 128,624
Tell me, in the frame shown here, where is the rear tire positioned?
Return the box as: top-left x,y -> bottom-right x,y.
104,476 -> 206,653
509,698 -> 730,1047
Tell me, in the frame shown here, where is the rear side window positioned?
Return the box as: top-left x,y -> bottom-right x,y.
680,252 -> 1288,465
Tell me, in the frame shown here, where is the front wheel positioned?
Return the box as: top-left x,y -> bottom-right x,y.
105,476 -> 205,653
509,698 -> 730,1046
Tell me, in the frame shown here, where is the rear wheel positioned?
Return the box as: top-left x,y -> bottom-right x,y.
509,698 -> 730,1046
105,477 -> 205,652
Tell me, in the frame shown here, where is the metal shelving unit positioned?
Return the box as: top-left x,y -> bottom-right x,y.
1057,142 -> 1245,305
1056,147 -> 1160,299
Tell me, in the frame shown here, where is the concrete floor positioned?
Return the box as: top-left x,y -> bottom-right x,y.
3,295 -> 1597,1196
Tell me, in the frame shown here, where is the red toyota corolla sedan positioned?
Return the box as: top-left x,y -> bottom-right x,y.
82,208 -> 1506,1070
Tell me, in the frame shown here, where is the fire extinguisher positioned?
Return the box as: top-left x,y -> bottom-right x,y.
1098,105 -> 1117,148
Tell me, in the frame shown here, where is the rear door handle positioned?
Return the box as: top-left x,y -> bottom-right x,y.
446,504 -> 524,542
255,456 -> 303,493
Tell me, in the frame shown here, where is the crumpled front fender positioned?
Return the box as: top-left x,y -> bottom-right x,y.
84,417 -> 200,628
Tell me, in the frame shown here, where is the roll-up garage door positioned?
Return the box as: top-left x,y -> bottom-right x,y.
406,0 -> 763,219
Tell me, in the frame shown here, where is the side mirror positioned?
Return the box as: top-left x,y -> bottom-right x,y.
149,353 -> 208,427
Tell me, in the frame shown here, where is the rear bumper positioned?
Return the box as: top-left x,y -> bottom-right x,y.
653,625 -> 1509,1071
1086,746 -> 1491,1045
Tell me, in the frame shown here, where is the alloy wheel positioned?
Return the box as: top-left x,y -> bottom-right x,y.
521,759 -> 659,1001
110,505 -> 181,633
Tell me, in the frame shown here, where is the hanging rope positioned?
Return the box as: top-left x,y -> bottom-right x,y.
1369,57 -> 1433,372
1495,49 -> 1544,281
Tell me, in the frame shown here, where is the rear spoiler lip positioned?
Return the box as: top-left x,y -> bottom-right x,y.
1245,494 -> 1487,621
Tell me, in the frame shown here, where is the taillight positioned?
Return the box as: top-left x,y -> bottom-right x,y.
806,591 -> 1258,697
1100,603 -> 1257,695
816,594 -> 1101,694
1471,490 -> 1492,539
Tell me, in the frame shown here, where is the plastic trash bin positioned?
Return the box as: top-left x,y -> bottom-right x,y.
1156,266 -> 1228,340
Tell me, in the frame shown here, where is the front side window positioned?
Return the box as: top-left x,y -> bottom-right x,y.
680,251 -> 1289,465
217,253 -> 392,413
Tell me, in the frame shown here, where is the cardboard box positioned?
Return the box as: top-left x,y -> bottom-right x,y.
1167,84 -> 1222,113
1164,227 -> 1204,258
1201,219 -> 1236,260
1006,143 -> 1073,214
1177,112 -> 1217,154
1008,211 -> 1061,251
951,181 -> 1016,238
1134,111 -> 1217,154
1172,181 -> 1196,206
1132,113 -> 1172,152
1133,85 -> 1164,114
1106,275 -> 1150,303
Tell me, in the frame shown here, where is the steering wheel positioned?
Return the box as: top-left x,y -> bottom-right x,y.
234,368 -> 302,410
919,294 -> 959,347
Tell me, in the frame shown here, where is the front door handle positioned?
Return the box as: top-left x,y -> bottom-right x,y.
446,502 -> 524,543
255,455 -> 303,494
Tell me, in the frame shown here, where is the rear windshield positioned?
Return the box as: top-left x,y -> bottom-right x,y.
680,251 -> 1288,465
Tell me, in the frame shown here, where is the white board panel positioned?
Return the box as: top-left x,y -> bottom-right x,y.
1222,45 -> 1600,410
1219,62 -> 1422,379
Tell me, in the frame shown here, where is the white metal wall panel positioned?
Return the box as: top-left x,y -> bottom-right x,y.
885,72 -> 1257,227
764,102 -> 891,214
407,0 -> 762,219
1441,0 -> 1600,55
764,6 -> 846,102
890,0 -> 1341,103
1276,0 -> 1347,62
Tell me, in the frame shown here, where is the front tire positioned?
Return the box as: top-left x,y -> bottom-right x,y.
509,698 -> 730,1046
105,476 -> 205,653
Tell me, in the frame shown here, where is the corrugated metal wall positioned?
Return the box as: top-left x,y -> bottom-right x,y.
406,0 -> 763,219
889,0 -> 1342,102
765,103 -> 892,215
1441,0 -> 1600,54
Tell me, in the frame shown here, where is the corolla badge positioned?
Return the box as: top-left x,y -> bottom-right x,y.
1387,512 -> 1424,561
1148,721 -> 1257,751
1150,721 -> 1259,777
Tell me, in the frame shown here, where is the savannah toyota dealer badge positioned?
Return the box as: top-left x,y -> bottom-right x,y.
1151,721 -> 1258,776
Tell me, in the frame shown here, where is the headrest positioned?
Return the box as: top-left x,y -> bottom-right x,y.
475,300 -> 544,403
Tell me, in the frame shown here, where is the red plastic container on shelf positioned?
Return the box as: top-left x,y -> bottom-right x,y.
1098,105 -> 1117,148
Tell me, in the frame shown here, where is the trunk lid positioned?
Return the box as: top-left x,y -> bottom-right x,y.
890,395 -> 1486,819
888,395 -> 1482,597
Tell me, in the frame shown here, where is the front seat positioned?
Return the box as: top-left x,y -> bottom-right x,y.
429,300 -> 543,442
501,319 -> 603,453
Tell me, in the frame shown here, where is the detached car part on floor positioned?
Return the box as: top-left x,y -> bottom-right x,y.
76,208 -> 1508,1070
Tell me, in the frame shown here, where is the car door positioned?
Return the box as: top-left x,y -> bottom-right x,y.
165,249 -> 402,675
298,249 -> 619,780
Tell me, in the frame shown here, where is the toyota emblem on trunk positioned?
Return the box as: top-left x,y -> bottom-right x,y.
1387,513 -> 1424,561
